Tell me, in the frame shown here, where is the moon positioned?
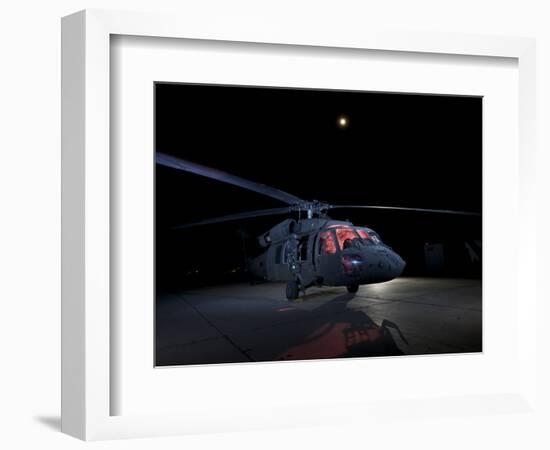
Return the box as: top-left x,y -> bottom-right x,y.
337,115 -> 349,129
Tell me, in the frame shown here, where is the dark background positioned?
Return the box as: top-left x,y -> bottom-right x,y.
155,83 -> 482,288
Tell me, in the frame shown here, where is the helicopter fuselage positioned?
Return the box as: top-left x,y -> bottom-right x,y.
155,152 -> 477,300
248,218 -> 406,290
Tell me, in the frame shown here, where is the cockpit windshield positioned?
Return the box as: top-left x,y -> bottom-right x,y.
356,227 -> 382,245
319,225 -> 383,254
325,225 -> 362,251
335,227 -> 361,250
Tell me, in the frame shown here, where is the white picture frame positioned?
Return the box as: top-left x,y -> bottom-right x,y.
61,9 -> 537,441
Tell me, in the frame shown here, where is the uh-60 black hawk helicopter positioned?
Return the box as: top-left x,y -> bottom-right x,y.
157,153 -> 480,301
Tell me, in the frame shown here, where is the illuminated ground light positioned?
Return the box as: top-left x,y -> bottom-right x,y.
337,114 -> 350,129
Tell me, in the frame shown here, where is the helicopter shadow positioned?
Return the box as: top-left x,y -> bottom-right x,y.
269,292 -> 407,361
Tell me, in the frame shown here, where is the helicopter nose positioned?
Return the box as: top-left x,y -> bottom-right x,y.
388,251 -> 406,278
360,247 -> 405,282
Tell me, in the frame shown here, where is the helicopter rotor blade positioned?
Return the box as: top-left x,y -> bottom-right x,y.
171,207 -> 292,230
330,205 -> 481,216
156,152 -> 303,205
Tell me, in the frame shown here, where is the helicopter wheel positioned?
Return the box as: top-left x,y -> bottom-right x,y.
347,284 -> 359,294
286,280 -> 299,301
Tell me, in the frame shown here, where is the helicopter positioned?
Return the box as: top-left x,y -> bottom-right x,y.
157,152 -> 480,300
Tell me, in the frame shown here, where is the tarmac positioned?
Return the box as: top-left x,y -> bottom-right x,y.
155,277 -> 482,366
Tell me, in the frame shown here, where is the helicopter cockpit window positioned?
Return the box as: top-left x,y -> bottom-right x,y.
319,230 -> 337,254
357,228 -> 382,245
332,227 -> 361,251
357,229 -> 369,240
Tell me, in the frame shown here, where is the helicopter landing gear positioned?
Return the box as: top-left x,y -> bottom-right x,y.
286,280 -> 300,300
347,284 -> 359,294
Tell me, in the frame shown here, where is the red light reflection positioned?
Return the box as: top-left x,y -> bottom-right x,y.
357,229 -> 369,239
319,231 -> 337,254
275,322 -> 382,360
335,228 -> 358,249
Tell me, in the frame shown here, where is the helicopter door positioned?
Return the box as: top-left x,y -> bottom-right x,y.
297,234 -> 315,286
268,242 -> 291,281
316,229 -> 341,286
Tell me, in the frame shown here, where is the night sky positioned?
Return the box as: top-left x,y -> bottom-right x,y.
155,83 -> 482,288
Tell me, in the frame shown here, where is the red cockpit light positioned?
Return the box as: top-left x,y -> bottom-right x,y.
319,231 -> 337,254
334,227 -> 359,250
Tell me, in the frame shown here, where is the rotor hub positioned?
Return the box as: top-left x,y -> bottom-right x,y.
290,200 -> 332,218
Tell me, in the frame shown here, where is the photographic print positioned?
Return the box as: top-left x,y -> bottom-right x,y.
155,83 -> 482,366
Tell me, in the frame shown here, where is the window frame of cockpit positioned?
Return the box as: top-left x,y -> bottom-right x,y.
315,228 -> 339,261
328,226 -> 362,252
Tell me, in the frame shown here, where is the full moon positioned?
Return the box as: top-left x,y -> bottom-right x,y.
337,115 -> 349,129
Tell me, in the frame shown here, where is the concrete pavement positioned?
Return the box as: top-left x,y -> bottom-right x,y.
155,277 -> 482,366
